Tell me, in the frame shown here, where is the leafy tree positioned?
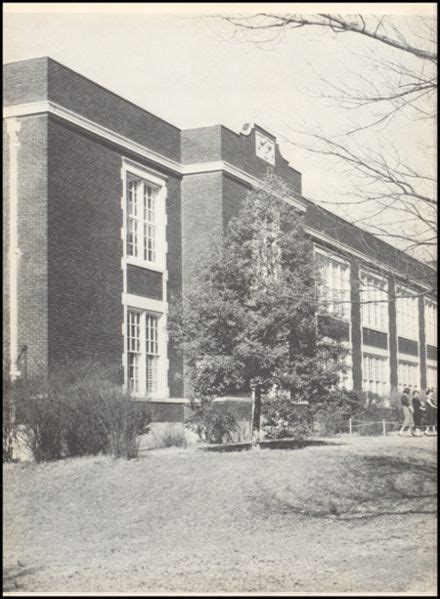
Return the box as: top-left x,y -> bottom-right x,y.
170,173 -> 349,445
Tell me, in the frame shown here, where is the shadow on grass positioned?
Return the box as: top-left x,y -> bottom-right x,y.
200,438 -> 346,453
255,453 -> 437,522
3,565 -> 37,592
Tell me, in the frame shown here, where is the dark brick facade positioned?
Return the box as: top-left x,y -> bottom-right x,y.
127,266 -> 163,301
362,328 -> 388,350
17,116 -> 49,377
388,277 -> 398,389
3,57 -> 437,423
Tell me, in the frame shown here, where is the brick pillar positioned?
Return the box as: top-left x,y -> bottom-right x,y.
388,276 -> 398,391
419,296 -> 427,391
350,261 -> 362,392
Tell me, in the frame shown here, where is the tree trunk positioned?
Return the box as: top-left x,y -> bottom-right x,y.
251,384 -> 262,448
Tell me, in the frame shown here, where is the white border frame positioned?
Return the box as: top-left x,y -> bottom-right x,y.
121,160 -> 169,401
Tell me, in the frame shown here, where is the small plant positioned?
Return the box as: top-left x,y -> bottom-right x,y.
103,394 -> 151,459
262,392 -> 312,440
151,423 -> 188,449
185,401 -> 237,444
3,366 -> 17,462
311,389 -> 362,436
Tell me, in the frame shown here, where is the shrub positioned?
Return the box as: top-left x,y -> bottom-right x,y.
7,361 -> 151,462
311,389 -> 362,436
3,368 -> 17,462
12,377 -> 65,463
102,393 -> 151,459
151,423 -> 188,449
262,392 -> 312,440
185,401 -> 237,444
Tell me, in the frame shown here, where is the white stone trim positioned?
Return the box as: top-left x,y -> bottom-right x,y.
4,101 -> 431,291
306,226 -> 433,293
6,118 -> 21,380
314,243 -> 350,267
3,101 -> 305,213
362,345 -> 389,358
120,158 -> 169,401
4,101 -> 182,174
122,293 -> 167,314
397,352 -> 419,364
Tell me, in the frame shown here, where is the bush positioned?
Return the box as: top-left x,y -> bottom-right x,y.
3,368 -> 17,462
312,389 -> 362,436
13,378 -> 65,463
6,362 -> 151,462
150,423 -> 188,449
102,393 -> 151,459
262,392 -> 312,440
185,401 -> 237,444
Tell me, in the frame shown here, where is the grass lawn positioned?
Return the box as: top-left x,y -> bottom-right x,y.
3,435 -> 437,594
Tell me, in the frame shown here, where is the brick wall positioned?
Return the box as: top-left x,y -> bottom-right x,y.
388,277 -> 398,389
221,126 -> 302,195
127,266 -> 162,300
46,116 -> 184,395
3,57 -> 48,106
17,115 -> 49,377
4,57 -> 181,162
181,172 -> 224,293
222,174 -> 248,231
350,262 -> 362,392
47,116 -> 123,373
181,126 -> 222,163
3,121 -> 10,369
418,296 -> 427,390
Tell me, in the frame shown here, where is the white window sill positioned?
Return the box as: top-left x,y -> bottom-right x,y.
125,256 -> 165,273
362,324 -> 389,335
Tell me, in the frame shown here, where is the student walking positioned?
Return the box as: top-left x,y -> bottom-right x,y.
412,389 -> 424,436
425,388 -> 437,435
399,387 -> 414,436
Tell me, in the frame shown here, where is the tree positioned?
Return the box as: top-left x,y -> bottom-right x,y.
169,173 -> 349,445
219,12 -> 437,266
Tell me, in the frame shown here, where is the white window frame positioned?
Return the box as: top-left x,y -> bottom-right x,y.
359,269 -> 388,334
314,246 -> 351,322
396,285 -> 419,341
397,357 -> 420,391
120,158 -> 169,401
424,298 -> 437,348
122,159 -> 167,273
427,362 -> 437,390
362,352 -> 390,398
123,294 -> 169,400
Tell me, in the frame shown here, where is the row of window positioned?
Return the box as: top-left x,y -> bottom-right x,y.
120,169 -> 437,399
316,250 -> 436,346
361,354 -> 437,395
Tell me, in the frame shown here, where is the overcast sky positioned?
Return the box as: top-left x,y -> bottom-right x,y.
3,3 -> 437,260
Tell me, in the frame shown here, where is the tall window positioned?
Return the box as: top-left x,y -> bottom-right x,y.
360,272 -> 388,332
398,360 -> 420,391
425,299 -> 437,347
316,250 -> 350,320
396,286 -> 419,340
127,309 -> 161,397
126,174 -> 160,265
362,353 -> 389,396
427,365 -> 437,390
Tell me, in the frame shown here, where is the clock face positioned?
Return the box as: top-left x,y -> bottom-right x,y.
255,132 -> 275,165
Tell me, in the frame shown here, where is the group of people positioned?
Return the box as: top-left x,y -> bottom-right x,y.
399,387 -> 437,436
